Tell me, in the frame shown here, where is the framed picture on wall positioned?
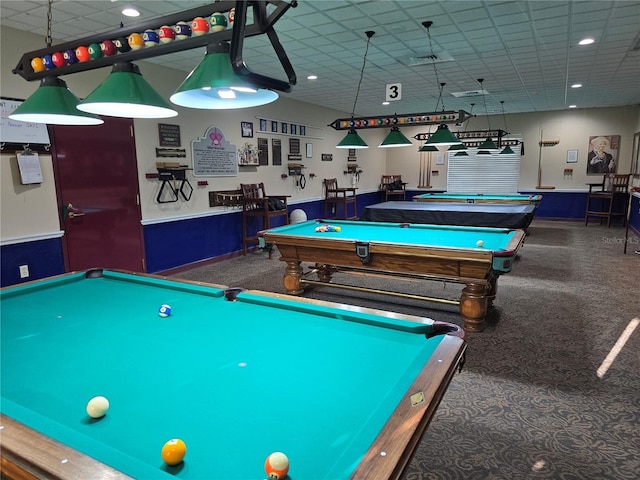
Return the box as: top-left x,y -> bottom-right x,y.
241,122 -> 253,138
586,134 -> 620,175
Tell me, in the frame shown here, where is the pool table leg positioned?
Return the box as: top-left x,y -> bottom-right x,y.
459,283 -> 489,332
283,260 -> 305,295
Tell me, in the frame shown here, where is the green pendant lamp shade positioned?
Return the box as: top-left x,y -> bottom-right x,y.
448,143 -> 467,151
171,42 -> 278,109
425,124 -> 462,147
454,150 -> 469,156
9,77 -> 103,125
419,144 -> 439,152
77,62 -> 178,118
379,126 -> 412,148
337,126 -> 368,149
500,145 -> 515,154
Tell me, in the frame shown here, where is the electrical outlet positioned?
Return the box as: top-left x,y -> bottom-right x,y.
19,265 -> 29,278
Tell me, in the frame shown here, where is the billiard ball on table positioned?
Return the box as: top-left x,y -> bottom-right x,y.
161,439 -> 187,465
86,396 -> 109,418
265,452 -> 289,479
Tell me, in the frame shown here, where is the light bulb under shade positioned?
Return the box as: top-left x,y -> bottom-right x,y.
77,62 -> 178,119
336,127 -> 368,149
9,77 -> 103,125
379,126 -> 412,148
170,45 -> 278,109
424,124 -> 462,147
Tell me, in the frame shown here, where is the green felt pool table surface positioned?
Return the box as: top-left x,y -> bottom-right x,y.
413,193 -> 542,205
0,270 -> 465,480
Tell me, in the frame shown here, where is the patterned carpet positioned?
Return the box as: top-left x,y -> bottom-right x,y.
173,220 -> 640,480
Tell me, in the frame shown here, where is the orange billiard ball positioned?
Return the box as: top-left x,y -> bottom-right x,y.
265,452 -> 289,480
191,16 -> 209,36
161,438 -> 186,466
75,46 -> 91,63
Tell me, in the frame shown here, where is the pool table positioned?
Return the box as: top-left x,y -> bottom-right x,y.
413,192 -> 542,206
260,220 -> 526,332
0,269 -> 466,480
361,201 -> 536,229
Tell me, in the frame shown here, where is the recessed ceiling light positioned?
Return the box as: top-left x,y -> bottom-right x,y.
578,38 -> 594,45
571,83 -> 582,88
122,7 -> 140,17
382,101 -> 390,105
307,75 -> 317,80
569,105 -> 577,108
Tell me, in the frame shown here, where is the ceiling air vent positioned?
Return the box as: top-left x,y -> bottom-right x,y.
450,89 -> 489,98
401,50 -> 454,66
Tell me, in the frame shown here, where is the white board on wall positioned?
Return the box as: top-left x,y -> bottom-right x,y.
447,152 -> 521,193
1,97 -> 51,147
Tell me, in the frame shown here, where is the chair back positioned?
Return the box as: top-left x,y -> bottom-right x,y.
323,178 -> 338,199
241,183 -> 265,199
606,174 -> 630,193
381,175 -> 401,188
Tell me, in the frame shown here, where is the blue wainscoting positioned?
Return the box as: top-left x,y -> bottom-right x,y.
4,190 -> 631,287
1,237 -> 65,287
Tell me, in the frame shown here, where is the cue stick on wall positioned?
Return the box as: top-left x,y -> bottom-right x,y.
536,129 -> 556,190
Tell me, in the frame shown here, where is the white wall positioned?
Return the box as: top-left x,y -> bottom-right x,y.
385,106 -> 640,191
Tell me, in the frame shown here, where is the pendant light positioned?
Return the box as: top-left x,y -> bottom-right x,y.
380,122 -> 412,148
9,0 -> 103,125
171,42 -> 278,109
9,77 -> 103,125
499,100 -> 516,154
78,62 -> 178,118
477,78 -> 498,155
337,31 -> 374,149
421,22 -> 461,148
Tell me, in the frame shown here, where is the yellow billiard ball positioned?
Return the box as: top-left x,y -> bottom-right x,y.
161,438 -> 187,466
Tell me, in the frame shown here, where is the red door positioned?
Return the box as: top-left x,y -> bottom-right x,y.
51,117 -> 145,272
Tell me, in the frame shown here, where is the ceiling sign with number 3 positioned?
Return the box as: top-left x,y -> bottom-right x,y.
386,83 -> 402,101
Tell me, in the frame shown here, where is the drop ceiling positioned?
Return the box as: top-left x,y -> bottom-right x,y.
1,0 -> 639,117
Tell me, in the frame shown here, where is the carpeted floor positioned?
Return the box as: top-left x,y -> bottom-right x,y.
173,220 -> 639,480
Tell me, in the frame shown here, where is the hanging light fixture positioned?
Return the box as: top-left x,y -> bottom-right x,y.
477,78 -> 498,155
9,77 -> 103,125
171,42 -> 278,109
421,22 -> 461,148
499,100 -> 516,154
337,31 -> 374,149
380,121 -> 412,148
77,62 -> 178,118
8,0 -> 103,125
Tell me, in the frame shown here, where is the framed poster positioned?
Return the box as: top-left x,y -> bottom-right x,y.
241,122 -> 253,138
306,143 -> 313,158
586,135 -> 620,174
158,123 -> 181,146
566,149 -> 578,163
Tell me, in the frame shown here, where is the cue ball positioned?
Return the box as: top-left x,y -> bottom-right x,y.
476,240 -> 484,247
86,396 -> 109,418
265,452 -> 289,480
161,439 -> 187,465
158,304 -> 172,317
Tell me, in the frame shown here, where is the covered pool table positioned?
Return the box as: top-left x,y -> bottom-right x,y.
0,269 -> 466,480
260,220 -> 526,332
413,192 -> 542,206
361,201 -> 536,229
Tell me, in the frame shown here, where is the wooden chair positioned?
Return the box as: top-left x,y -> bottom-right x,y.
323,178 -> 357,220
380,175 -> 407,201
240,183 -> 289,255
585,174 -> 630,227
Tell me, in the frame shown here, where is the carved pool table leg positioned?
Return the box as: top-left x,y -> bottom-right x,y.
283,261 -> 304,295
459,283 -> 489,332
486,275 -> 498,307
